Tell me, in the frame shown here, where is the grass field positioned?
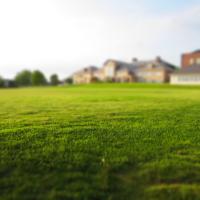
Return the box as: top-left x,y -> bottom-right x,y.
1,83 -> 200,200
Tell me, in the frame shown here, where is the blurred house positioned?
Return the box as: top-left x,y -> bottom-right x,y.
72,57 -> 176,84
73,66 -> 99,84
171,50 -> 200,85
171,65 -> 200,85
101,57 -> 176,83
98,59 -> 137,82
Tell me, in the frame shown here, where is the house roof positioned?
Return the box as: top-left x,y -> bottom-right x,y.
173,65 -> 200,74
104,59 -> 136,67
74,57 -> 177,77
134,60 -> 176,70
74,66 -> 99,75
104,58 -> 176,72
193,49 -> 200,54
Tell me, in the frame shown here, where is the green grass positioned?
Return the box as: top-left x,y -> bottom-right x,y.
1,83 -> 200,200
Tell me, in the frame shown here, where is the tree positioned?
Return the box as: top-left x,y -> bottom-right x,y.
65,77 -> 73,84
31,70 -> 47,86
50,74 -> 60,86
0,76 -> 4,87
15,70 -> 32,87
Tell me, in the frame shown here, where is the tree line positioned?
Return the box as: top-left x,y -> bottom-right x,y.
0,70 -> 72,88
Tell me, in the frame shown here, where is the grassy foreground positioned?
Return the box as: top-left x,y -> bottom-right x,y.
1,83 -> 200,200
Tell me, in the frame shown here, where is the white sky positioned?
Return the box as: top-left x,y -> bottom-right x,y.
0,0 -> 200,79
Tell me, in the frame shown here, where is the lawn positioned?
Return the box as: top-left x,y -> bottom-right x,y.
1,83 -> 200,200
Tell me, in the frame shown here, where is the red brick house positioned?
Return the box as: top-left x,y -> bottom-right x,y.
182,50 -> 200,68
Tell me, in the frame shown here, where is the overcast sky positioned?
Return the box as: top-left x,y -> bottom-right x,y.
0,0 -> 200,79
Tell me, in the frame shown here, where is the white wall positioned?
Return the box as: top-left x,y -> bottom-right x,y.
170,74 -> 200,85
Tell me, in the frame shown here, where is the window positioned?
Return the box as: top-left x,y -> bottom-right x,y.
154,72 -> 162,76
178,75 -> 200,82
106,67 -> 114,77
190,58 -> 194,65
196,58 -> 200,64
147,64 -> 154,69
138,71 -> 161,77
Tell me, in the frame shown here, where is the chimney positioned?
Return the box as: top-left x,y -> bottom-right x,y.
132,57 -> 138,62
156,56 -> 162,62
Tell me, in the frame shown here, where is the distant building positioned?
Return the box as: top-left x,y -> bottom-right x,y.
182,50 -> 200,68
73,66 -> 99,84
72,57 -> 176,84
170,65 -> 200,85
99,59 -> 137,82
130,56 -> 176,83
